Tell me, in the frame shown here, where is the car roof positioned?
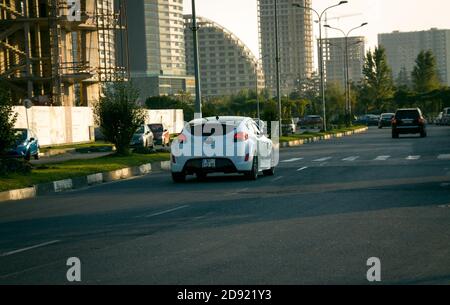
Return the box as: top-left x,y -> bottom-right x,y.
189,116 -> 249,125
397,108 -> 420,111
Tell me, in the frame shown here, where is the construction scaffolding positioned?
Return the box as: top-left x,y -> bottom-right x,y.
0,0 -> 129,106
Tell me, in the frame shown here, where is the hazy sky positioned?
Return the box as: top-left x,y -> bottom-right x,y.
183,0 -> 450,68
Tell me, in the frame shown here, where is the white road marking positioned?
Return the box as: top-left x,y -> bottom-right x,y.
271,176 -> 284,182
281,158 -> 303,163
297,167 -> 308,172
375,155 -> 391,161
406,155 -> 421,160
313,157 -> 332,162
144,205 -> 190,218
0,240 -> 60,257
342,156 -> 360,162
438,154 -> 450,160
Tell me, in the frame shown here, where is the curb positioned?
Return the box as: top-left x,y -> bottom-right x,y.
280,127 -> 368,148
0,160 -> 172,203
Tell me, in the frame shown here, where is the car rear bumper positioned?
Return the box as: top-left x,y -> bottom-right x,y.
393,126 -> 424,134
171,157 -> 253,174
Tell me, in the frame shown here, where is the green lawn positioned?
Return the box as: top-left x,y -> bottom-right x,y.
40,141 -> 114,153
0,152 -> 170,192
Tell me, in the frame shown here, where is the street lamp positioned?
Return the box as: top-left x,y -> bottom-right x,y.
293,1 -> 348,132
191,0 -> 202,118
324,22 -> 368,125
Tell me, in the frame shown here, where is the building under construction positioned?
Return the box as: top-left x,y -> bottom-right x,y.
0,0 -> 129,106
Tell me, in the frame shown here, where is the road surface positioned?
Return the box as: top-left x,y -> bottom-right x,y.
1,126 -> 450,284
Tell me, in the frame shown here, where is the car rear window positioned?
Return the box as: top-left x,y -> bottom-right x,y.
396,110 -> 419,119
189,123 -> 236,137
149,124 -> 163,132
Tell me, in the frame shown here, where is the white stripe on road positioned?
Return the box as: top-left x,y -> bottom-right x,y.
144,205 -> 190,218
342,156 -> 359,162
406,155 -> 421,160
438,154 -> 450,160
297,167 -> 308,172
271,176 -> 284,182
281,158 -> 303,163
375,155 -> 391,161
313,157 -> 332,162
0,240 -> 60,257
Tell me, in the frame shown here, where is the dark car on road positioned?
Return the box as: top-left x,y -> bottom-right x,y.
354,114 -> 380,126
5,129 -> 40,161
298,115 -> 323,129
148,123 -> 170,147
378,113 -> 395,129
392,108 -> 427,138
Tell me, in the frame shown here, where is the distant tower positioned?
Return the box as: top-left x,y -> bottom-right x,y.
257,0 -> 314,95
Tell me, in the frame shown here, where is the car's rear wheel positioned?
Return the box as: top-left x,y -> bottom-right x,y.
172,172 -> 186,183
34,150 -> 40,160
197,172 -> 207,181
245,157 -> 258,181
24,151 -> 31,161
263,166 -> 275,176
420,130 -> 427,138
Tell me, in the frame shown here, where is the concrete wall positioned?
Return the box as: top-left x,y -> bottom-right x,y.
13,106 -> 95,147
13,106 -> 184,146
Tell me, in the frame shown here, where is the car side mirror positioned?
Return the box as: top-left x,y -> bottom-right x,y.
30,138 -> 35,142
164,129 -> 168,132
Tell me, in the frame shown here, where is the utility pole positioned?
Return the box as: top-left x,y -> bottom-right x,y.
191,0 -> 202,118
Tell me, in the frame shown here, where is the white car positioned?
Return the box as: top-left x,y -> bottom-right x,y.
170,116 -> 276,182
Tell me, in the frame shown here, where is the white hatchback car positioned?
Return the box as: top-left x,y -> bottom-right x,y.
170,116 -> 276,182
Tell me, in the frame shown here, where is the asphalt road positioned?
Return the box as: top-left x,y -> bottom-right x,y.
1,126 -> 450,285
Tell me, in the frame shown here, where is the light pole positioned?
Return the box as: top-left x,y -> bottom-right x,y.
191,0 -> 202,118
274,0 -> 282,137
324,23 -> 367,125
293,1 -> 348,132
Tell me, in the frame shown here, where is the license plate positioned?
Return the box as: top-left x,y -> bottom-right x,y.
403,119 -> 413,124
202,159 -> 216,168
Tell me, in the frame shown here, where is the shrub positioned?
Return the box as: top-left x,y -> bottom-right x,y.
0,85 -> 18,156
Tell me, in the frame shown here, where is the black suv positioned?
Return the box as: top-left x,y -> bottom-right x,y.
392,108 -> 427,138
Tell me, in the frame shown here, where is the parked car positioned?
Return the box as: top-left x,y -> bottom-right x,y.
392,108 -> 427,138
148,123 -> 170,147
5,129 -> 40,161
443,107 -> 450,125
298,115 -> 323,129
170,116 -> 275,182
282,118 -> 296,135
378,113 -> 395,129
130,125 -> 154,148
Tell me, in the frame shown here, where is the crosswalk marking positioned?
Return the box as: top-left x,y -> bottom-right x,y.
313,157 -> 332,162
406,155 -> 421,160
438,154 -> 450,160
281,158 -> 303,163
342,156 -> 359,162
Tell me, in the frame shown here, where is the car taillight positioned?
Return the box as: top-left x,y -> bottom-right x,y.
392,118 -> 397,125
234,132 -> 249,142
418,118 -> 425,124
245,153 -> 250,162
178,134 -> 187,144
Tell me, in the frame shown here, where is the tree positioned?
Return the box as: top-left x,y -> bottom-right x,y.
361,46 -> 395,112
411,50 -> 441,94
94,82 -> 146,156
396,66 -> 411,89
0,85 -> 18,156
325,82 -> 346,124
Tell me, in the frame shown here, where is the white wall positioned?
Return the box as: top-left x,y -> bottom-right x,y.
13,106 -> 184,146
146,109 -> 185,134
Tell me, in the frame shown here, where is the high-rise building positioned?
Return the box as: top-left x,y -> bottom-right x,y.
0,0 -> 124,106
184,15 -> 265,98
257,0 -> 314,95
125,0 -> 195,99
322,36 -> 366,88
378,28 -> 450,86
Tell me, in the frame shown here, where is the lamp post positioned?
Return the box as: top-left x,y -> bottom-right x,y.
324,23 -> 368,126
292,1 -> 348,132
191,0 -> 202,118
274,0 -> 282,137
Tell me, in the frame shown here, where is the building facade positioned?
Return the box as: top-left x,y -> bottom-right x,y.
0,0 -> 124,106
322,36 -> 365,88
184,15 -> 265,98
125,0 -> 195,99
257,0 -> 314,95
378,28 -> 450,86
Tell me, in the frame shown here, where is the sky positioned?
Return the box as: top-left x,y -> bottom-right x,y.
183,0 -> 450,68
